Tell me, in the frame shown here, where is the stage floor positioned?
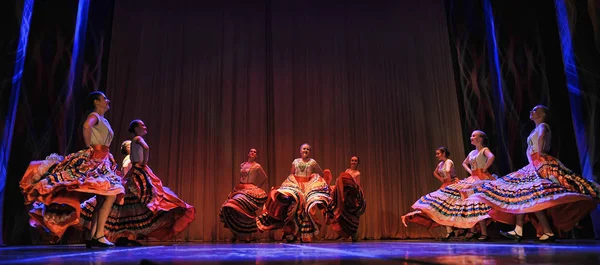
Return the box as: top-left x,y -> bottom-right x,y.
2,240 -> 600,264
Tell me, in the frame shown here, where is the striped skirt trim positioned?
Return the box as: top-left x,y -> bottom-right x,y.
327,172 -> 366,237
219,183 -> 267,237
80,165 -> 195,241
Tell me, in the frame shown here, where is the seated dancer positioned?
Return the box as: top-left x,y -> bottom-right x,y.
219,148 -> 268,242
20,91 -> 125,247
81,120 -> 195,245
327,156 -> 366,242
257,143 -> 331,243
401,147 -> 459,238
121,140 -> 132,176
408,131 -> 504,242
470,105 -> 600,242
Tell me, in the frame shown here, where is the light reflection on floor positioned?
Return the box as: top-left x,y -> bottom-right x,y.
1,240 -> 600,264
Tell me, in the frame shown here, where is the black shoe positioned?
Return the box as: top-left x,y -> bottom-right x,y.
534,233 -> 556,243
89,236 -> 115,248
351,234 -> 358,242
500,230 -> 522,242
441,231 -> 455,242
85,240 -> 92,249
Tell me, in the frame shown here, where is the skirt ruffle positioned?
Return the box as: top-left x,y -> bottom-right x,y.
402,178 -> 459,228
80,165 -> 195,242
408,170 -> 510,229
19,146 -> 125,242
256,171 -> 331,242
469,154 -> 600,232
326,172 -> 366,238
219,183 -> 267,238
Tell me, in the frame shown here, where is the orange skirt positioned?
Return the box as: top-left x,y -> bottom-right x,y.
256,171 -> 331,242
19,145 -> 125,242
219,183 -> 267,237
327,172 -> 366,238
80,165 -> 195,241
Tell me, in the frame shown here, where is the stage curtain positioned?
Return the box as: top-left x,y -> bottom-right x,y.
103,0 -> 464,241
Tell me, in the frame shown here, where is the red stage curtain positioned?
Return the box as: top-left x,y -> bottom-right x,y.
104,0 -> 465,241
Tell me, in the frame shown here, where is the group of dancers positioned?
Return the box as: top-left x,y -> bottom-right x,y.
20,92 -> 195,247
18,91 -> 367,247
402,105 -> 600,242
17,91 -> 600,247
220,144 -> 367,243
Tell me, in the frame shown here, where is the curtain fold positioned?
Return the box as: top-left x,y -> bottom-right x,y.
105,0 -> 464,241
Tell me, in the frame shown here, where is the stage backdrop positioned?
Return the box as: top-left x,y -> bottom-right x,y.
102,0 -> 465,241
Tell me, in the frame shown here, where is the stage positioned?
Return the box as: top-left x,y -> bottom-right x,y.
2,240 -> 600,264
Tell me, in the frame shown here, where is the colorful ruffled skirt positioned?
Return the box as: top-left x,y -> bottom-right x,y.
256,171 -> 331,242
326,172 -> 366,238
469,153 -> 600,232
219,183 -> 267,238
80,165 -> 195,242
401,177 -> 458,228
407,169 -> 511,229
19,145 -> 125,242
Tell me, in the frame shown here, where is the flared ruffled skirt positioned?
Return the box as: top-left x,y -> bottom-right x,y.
19,146 -> 125,241
219,183 -> 267,238
80,165 -> 195,241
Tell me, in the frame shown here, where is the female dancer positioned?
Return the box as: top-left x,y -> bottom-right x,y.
121,140 -> 132,176
328,156 -> 366,242
401,147 -> 458,236
80,119 -> 195,244
219,148 -> 268,242
256,143 -> 331,243
408,131 -> 499,241
470,105 -> 600,242
20,91 -> 125,247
